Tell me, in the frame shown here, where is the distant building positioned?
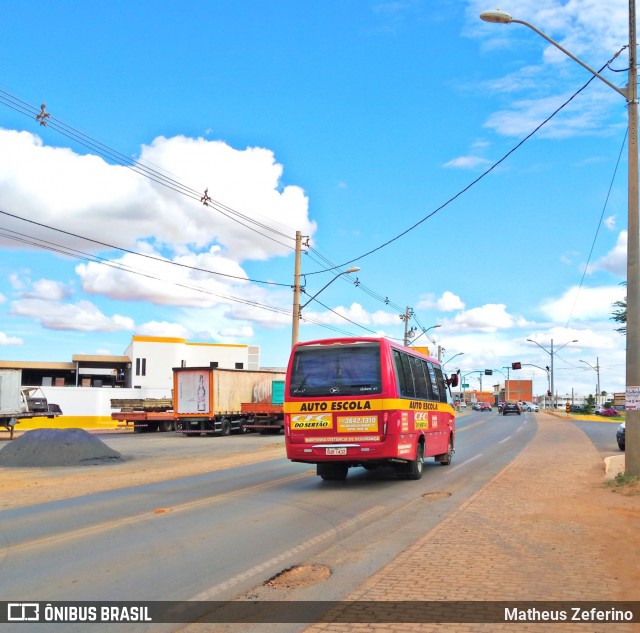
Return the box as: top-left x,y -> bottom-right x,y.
0,335 -> 261,391
0,336 -> 266,428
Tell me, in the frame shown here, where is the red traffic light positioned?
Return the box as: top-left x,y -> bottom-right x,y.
511,362 -> 522,370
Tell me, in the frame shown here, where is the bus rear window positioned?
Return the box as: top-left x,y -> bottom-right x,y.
289,343 -> 382,397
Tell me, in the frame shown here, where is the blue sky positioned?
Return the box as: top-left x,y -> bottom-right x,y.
0,0 -> 632,399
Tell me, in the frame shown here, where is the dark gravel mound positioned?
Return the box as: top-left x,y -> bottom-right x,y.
0,428 -> 123,467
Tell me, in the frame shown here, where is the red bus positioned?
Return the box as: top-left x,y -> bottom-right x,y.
284,337 -> 459,481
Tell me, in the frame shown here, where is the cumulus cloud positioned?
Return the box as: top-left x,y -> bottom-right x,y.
0,129 -> 315,261
135,321 -> 191,338
449,303 -> 529,333
24,279 -> 71,301
416,291 -> 465,312
304,302 -> 399,328
0,129 -> 321,337
539,284 -> 626,322
587,231 -> 626,276
10,298 -> 134,332
0,331 -> 23,345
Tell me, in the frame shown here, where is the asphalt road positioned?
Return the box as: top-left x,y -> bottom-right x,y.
1,411 -> 542,633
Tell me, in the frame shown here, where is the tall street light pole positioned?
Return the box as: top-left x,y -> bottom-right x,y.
580,358 -> 601,405
527,339 -> 578,407
481,5 -> 639,475
291,259 -> 360,347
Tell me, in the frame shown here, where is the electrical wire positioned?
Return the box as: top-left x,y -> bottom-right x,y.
564,129 -> 628,328
0,208 -> 291,287
303,51 -> 627,275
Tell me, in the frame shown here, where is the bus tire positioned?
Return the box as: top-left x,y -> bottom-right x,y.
439,436 -> 454,466
318,463 -> 348,481
405,441 -> 424,480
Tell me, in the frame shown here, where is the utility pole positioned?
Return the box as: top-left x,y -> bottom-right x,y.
291,231 -> 302,347
401,307 -> 414,346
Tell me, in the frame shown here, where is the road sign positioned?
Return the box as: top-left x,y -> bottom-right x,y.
462,384 -> 469,388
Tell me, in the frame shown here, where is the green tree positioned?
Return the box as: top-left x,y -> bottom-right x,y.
611,282 -> 627,334
584,394 -> 596,414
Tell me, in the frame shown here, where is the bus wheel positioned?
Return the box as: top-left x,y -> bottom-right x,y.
318,463 -> 348,481
439,437 -> 454,466
405,442 -> 424,480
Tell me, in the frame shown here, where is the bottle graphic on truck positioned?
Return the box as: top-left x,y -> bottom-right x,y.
197,375 -> 206,412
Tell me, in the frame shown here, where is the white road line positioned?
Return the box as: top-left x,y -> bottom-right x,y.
443,452 -> 483,475
190,505 -> 386,600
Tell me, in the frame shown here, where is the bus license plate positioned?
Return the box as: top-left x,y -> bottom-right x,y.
326,447 -> 347,456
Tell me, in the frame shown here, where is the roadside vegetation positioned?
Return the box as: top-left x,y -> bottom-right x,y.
606,471 -> 640,494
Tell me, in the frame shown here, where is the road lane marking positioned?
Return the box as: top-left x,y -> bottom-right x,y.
0,472 -> 308,556
190,504 -> 386,600
443,452 -> 483,475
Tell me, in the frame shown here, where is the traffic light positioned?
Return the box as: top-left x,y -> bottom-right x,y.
484,369 -> 493,375
511,362 -> 522,370
547,389 -> 552,396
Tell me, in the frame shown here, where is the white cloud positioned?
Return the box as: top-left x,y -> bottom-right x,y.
539,284 -> 626,322
448,303 -> 530,333
0,331 -> 23,345
443,156 -> 492,169
135,321 -> 191,339
437,291 -> 465,311
303,302 -> 398,328
587,231 -> 626,275
0,129 -> 316,262
10,298 -> 135,332
24,279 -> 71,301
604,215 -> 617,230
416,291 -> 465,312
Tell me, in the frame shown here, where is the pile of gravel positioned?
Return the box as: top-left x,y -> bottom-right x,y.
0,428 -> 123,467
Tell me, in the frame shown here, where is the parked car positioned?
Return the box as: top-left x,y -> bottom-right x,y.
569,404 -> 585,413
596,407 -> 618,417
502,401 -> 521,416
617,421 -> 625,451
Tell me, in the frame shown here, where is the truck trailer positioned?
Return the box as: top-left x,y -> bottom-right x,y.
0,368 -> 62,439
173,367 -> 285,436
110,397 -> 175,433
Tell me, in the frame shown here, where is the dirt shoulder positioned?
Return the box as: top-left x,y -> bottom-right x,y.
0,433 -> 286,510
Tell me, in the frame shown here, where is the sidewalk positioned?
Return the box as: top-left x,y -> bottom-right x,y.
305,413 -> 640,632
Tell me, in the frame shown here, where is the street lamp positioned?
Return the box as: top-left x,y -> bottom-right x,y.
442,352 -> 464,366
527,339 -> 577,408
482,5 -> 639,475
291,266 -> 360,346
580,358 -> 602,406
406,324 -> 441,348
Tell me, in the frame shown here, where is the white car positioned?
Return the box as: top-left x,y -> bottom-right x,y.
520,401 -> 539,412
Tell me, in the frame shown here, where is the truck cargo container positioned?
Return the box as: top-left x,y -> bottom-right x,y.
173,367 -> 286,436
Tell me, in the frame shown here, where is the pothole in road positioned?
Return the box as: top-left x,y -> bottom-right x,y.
264,564 -> 331,589
422,491 -> 452,501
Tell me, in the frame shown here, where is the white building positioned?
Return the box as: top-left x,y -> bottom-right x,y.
0,336 -> 265,430
125,335 -> 260,389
